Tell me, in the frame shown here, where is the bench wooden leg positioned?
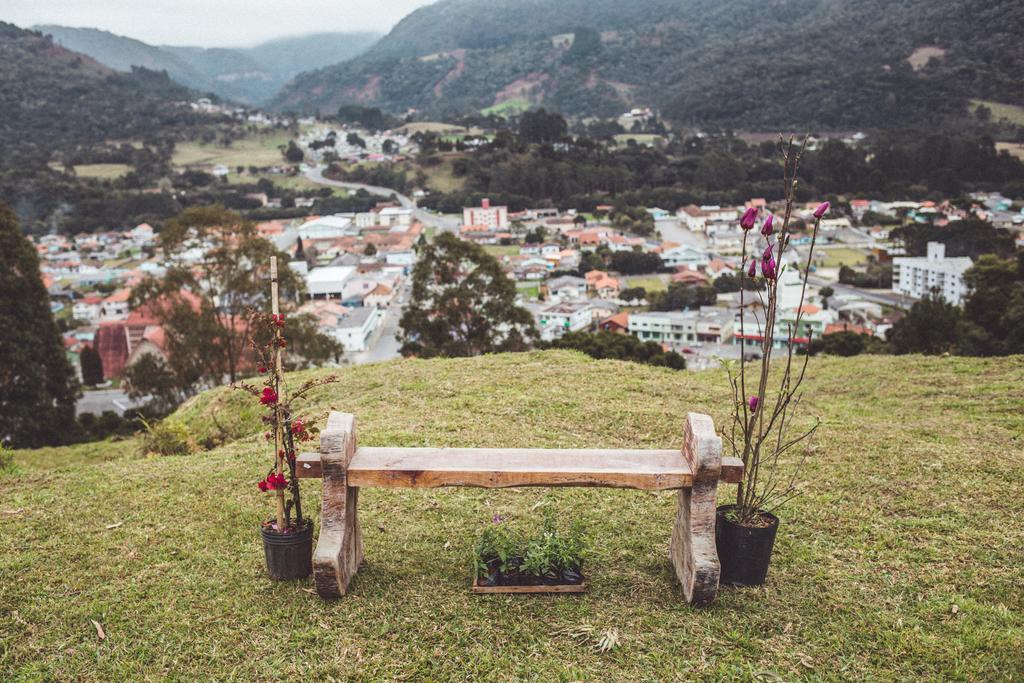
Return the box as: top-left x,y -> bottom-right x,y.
669,413 -> 723,606
313,413 -> 364,598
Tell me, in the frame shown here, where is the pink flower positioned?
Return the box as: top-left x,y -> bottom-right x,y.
740,207 -> 758,230
291,419 -> 305,436
763,243 -> 775,263
749,396 -> 759,413
260,387 -> 278,406
760,215 -> 774,237
813,201 -> 830,219
761,257 -> 777,280
747,259 -> 757,278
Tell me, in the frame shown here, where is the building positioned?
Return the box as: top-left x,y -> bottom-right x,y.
537,301 -> 594,340
463,198 -> 508,230
306,266 -> 356,299
333,307 -> 382,352
298,214 -> 356,240
628,308 -> 734,349
892,242 -> 973,305
660,244 -> 709,269
585,270 -> 620,299
544,275 -> 587,301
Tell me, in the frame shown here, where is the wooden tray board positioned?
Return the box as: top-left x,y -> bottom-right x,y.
471,577 -> 587,594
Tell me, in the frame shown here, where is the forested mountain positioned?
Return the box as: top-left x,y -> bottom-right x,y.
35,25 -> 381,105
272,0 -> 1024,130
0,22 -> 209,232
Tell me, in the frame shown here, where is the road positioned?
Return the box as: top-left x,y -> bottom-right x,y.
350,302 -> 404,365
77,388 -> 143,416
304,165 -> 461,234
806,275 -> 912,308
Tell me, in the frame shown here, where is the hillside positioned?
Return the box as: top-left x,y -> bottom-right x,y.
272,0 -> 1024,129
4,351 -> 1023,679
35,25 -> 381,105
0,22 -> 209,231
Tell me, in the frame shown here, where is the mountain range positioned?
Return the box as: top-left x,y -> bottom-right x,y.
34,25 -> 380,105
271,0 -> 1024,130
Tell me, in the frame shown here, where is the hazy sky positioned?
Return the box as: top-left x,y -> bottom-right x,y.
4,0 -> 435,47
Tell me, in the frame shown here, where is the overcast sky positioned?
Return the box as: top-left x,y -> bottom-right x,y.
4,0 -> 435,47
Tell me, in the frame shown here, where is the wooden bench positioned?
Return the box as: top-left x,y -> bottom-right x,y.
297,411 -> 741,606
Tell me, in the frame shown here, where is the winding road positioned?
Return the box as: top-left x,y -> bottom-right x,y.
303,165 -> 461,233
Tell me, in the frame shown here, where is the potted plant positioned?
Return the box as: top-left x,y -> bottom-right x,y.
234,258 -> 336,580
719,138 -> 827,586
472,514 -> 587,593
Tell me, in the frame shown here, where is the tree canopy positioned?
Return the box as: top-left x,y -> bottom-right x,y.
399,232 -> 537,357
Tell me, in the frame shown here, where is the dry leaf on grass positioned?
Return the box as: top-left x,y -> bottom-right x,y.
105,522 -> 123,530
90,620 -> 106,641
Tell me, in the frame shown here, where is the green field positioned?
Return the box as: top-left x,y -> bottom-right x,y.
411,155 -> 468,193
49,163 -> 133,179
3,352 -> 1023,680
481,98 -> 531,117
227,172 -> 346,196
172,132 -> 292,169
484,244 -> 522,258
971,99 -> 1024,127
819,247 -> 868,268
622,275 -> 668,293
612,133 -> 665,147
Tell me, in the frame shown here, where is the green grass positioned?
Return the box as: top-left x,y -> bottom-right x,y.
622,275 -> 668,293
819,247 -> 868,268
227,172 -> 347,196
481,98 -> 531,117
172,132 -> 292,169
612,133 -> 665,147
3,352 -> 1023,680
484,244 -> 521,258
971,99 -> 1024,127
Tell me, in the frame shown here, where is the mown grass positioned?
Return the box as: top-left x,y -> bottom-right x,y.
172,132 -> 292,169
971,99 -> 1024,127
2,351 -> 1023,681
819,247 -> 868,268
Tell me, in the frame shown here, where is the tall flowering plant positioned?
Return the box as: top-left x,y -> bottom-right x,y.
727,137 -> 827,525
233,262 -> 337,533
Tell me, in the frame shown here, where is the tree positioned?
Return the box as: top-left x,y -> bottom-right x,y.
80,345 -> 104,386
519,109 -> 567,144
131,206 -> 340,405
958,254 -> 1024,356
887,292 -> 962,355
363,242 -> 378,257
399,232 -> 537,358
284,140 -> 304,163
609,251 -> 664,275
0,203 -> 78,447
650,282 -> 718,311
543,331 -> 685,369
346,132 -> 366,149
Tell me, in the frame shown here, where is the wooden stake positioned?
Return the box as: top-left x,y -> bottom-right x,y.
270,256 -> 286,530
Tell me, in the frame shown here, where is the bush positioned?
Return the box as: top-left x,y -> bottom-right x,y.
0,445 -> 19,476
139,418 -> 195,457
474,514 -> 588,586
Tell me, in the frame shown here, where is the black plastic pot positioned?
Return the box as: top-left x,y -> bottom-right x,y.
260,520 -> 314,580
716,505 -> 779,587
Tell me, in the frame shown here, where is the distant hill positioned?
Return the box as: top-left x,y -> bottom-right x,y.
271,0 -> 1024,130
34,25 -> 381,105
0,22 -> 205,231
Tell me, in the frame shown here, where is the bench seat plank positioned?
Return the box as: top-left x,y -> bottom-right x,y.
297,448 -> 743,490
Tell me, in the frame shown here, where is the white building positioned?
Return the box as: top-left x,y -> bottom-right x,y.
463,198 -> 508,230
537,300 -> 594,340
298,214 -> 356,240
661,245 -> 710,269
892,242 -> 973,305
334,307 -> 382,352
628,308 -> 734,349
306,266 -> 356,299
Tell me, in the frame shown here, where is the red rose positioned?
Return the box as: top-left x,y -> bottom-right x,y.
257,480 -> 268,492
278,339 -> 287,348
291,419 -> 304,436
258,365 -> 267,374
260,387 -> 278,406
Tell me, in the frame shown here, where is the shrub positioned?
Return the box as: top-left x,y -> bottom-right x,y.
139,418 -> 195,457
474,514 -> 588,585
0,445 -> 19,476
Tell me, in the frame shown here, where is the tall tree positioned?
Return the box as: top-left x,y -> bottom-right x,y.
80,345 -> 104,386
887,293 -> 963,355
399,232 -> 537,358
131,206 -> 340,401
0,203 -> 79,447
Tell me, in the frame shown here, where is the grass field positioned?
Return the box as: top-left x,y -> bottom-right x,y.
818,247 -> 868,268
49,163 -> 133,179
996,142 -> 1024,161
622,275 -> 669,293
172,132 -> 292,169
411,156 -> 468,193
613,133 -> 665,147
226,173 -> 347,196
481,98 -> 531,117
971,100 -> 1024,127
3,352 -> 1023,680
483,244 -> 522,258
